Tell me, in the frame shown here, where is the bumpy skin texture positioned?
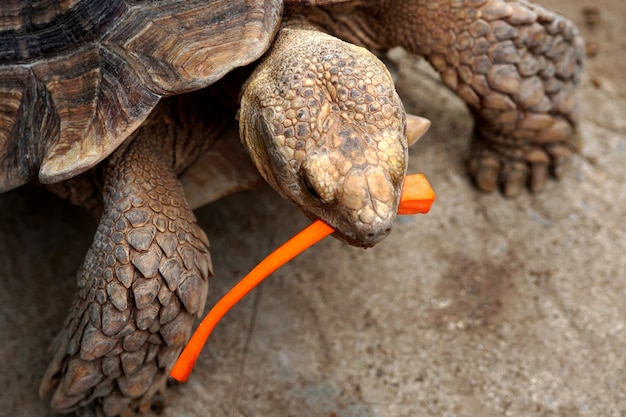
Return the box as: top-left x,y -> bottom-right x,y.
293,0 -> 584,196
240,25 -> 408,246
38,109 -> 213,416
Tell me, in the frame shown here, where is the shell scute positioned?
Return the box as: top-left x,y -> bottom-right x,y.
0,0 -> 283,191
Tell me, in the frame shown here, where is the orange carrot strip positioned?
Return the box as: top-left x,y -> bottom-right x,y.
170,219 -> 334,382
170,173 -> 435,382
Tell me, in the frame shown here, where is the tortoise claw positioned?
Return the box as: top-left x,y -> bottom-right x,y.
501,161 -> 528,197
468,154 -> 499,194
529,163 -> 549,193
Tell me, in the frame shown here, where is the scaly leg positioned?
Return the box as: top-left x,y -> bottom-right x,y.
39,122 -> 212,416
299,0 -> 585,196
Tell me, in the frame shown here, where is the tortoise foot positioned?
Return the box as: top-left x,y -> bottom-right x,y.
467,135 -> 573,197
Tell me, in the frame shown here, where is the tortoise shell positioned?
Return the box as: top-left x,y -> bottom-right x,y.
0,0 -> 283,192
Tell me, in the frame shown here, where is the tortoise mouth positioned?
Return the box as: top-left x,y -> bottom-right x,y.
300,205 -> 396,249
338,225 -> 393,248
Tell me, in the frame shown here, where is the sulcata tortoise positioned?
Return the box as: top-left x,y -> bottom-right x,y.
0,0 -> 584,415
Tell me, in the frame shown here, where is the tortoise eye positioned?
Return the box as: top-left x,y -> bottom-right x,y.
303,174 -> 323,203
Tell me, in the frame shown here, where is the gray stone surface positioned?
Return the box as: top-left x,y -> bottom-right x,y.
0,1 -> 624,416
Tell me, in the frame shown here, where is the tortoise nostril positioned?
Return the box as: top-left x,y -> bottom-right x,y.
303,174 -> 326,203
364,226 -> 392,242
300,154 -> 338,205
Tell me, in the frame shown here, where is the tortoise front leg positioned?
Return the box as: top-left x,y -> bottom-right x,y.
379,0 -> 585,195
39,127 -> 212,416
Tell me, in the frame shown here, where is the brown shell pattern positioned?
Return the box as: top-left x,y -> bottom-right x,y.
0,0 -> 283,192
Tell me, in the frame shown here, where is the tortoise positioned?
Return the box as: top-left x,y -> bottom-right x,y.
0,0 -> 584,415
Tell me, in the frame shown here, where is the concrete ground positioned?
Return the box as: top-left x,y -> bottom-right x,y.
0,1 -> 624,416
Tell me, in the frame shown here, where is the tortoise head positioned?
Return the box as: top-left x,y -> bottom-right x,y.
240,27 -> 408,247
